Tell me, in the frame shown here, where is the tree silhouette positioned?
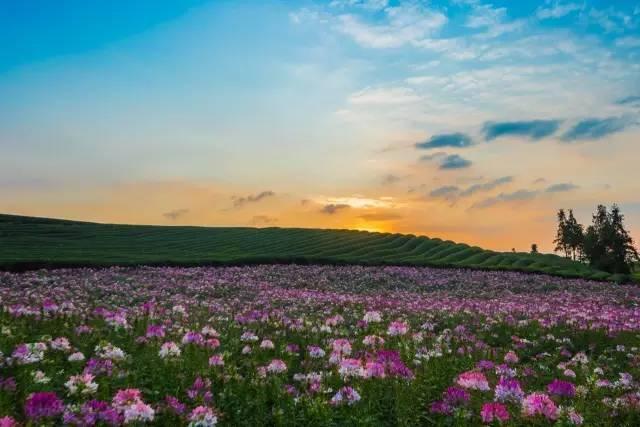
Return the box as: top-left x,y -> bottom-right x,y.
553,209 -> 570,258
582,204 -> 639,275
565,209 -> 584,261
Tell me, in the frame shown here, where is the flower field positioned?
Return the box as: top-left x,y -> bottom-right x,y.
1,265 -> 640,426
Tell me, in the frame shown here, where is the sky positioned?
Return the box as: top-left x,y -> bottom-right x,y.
1,0 -> 639,253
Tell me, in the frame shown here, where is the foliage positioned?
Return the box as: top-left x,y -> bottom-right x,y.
554,205 -> 638,276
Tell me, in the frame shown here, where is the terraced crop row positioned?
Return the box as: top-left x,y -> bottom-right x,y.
0,214 -> 611,279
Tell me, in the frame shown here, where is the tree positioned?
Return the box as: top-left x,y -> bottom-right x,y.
565,209 -> 584,261
554,209 -> 585,261
530,244 -> 538,254
582,204 -> 639,275
553,209 -> 570,258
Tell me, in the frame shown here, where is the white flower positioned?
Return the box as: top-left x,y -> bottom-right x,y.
363,311 -> 382,323
50,337 -> 72,352
123,402 -> 155,424
68,352 -> 85,362
159,342 -> 182,359
65,373 -> 98,396
32,370 -> 50,384
95,342 -> 126,361
260,339 -> 275,350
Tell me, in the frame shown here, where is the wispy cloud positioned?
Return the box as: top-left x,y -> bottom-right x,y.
421,152 -> 472,170
472,189 -> 539,209
250,215 -> 278,225
561,117 -> 633,141
536,1 -> 582,20
545,183 -> 579,193
381,174 -> 402,185
415,133 -> 473,150
460,176 -> 513,197
615,36 -> 640,48
232,191 -> 275,208
616,95 -> 640,106
320,203 -> 351,214
359,212 -> 402,221
440,154 -> 472,169
335,3 -> 447,49
348,86 -> 421,105
483,120 -> 562,141
428,176 -> 513,203
470,180 -> 579,208
430,185 -> 460,199
163,208 -> 189,220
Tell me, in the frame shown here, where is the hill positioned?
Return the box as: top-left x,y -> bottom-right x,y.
0,213 -> 612,279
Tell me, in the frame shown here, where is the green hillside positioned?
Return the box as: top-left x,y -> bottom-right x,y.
0,214 -> 612,279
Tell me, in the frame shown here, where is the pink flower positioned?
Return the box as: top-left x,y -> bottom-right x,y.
0,416 -> 19,427
330,386 -> 361,406
387,321 -> 409,336
480,402 -> 510,423
339,358 -> 365,378
504,351 -> 519,364
365,361 -> 386,379
123,401 -> 155,424
331,339 -> 352,355
209,354 -> 224,367
189,405 -> 218,425
522,393 -> 559,420
266,359 -> 287,374
494,377 -> 524,403
112,389 -> 143,411
457,371 -> 490,391
308,345 -> 326,358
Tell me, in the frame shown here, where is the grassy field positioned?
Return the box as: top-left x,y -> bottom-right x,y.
0,213 -> 613,279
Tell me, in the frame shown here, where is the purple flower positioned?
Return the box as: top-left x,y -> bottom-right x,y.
24,392 -> 64,421
494,377 -> 524,403
547,379 -> 576,397
443,386 -> 470,406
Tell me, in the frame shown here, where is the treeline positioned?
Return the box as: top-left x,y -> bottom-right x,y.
553,204 -> 639,275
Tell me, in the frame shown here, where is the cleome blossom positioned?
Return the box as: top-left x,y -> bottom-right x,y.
480,402 -> 510,423
457,371 -> 490,391
521,392 -> 560,420
387,321 -> 409,337
330,386 -> 361,406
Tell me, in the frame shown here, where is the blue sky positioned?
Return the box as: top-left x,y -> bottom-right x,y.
1,0 -> 639,251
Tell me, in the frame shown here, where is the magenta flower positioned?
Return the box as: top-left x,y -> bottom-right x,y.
480,402 -> 510,423
443,387 -> 470,406
547,379 -> 576,397
24,392 -> 64,421
522,392 -> 559,420
0,416 -> 19,427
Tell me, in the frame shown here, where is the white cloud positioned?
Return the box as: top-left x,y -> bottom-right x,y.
335,3 -> 447,48
588,7 -> 638,33
329,0 -> 389,10
616,36 -> 640,48
463,2 -> 527,39
536,1 -> 582,20
347,86 -> 421,105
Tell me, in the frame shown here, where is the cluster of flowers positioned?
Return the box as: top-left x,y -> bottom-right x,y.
0,265 -> 639,425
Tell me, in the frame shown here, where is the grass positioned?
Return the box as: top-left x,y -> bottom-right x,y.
0,213 -> 613,280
